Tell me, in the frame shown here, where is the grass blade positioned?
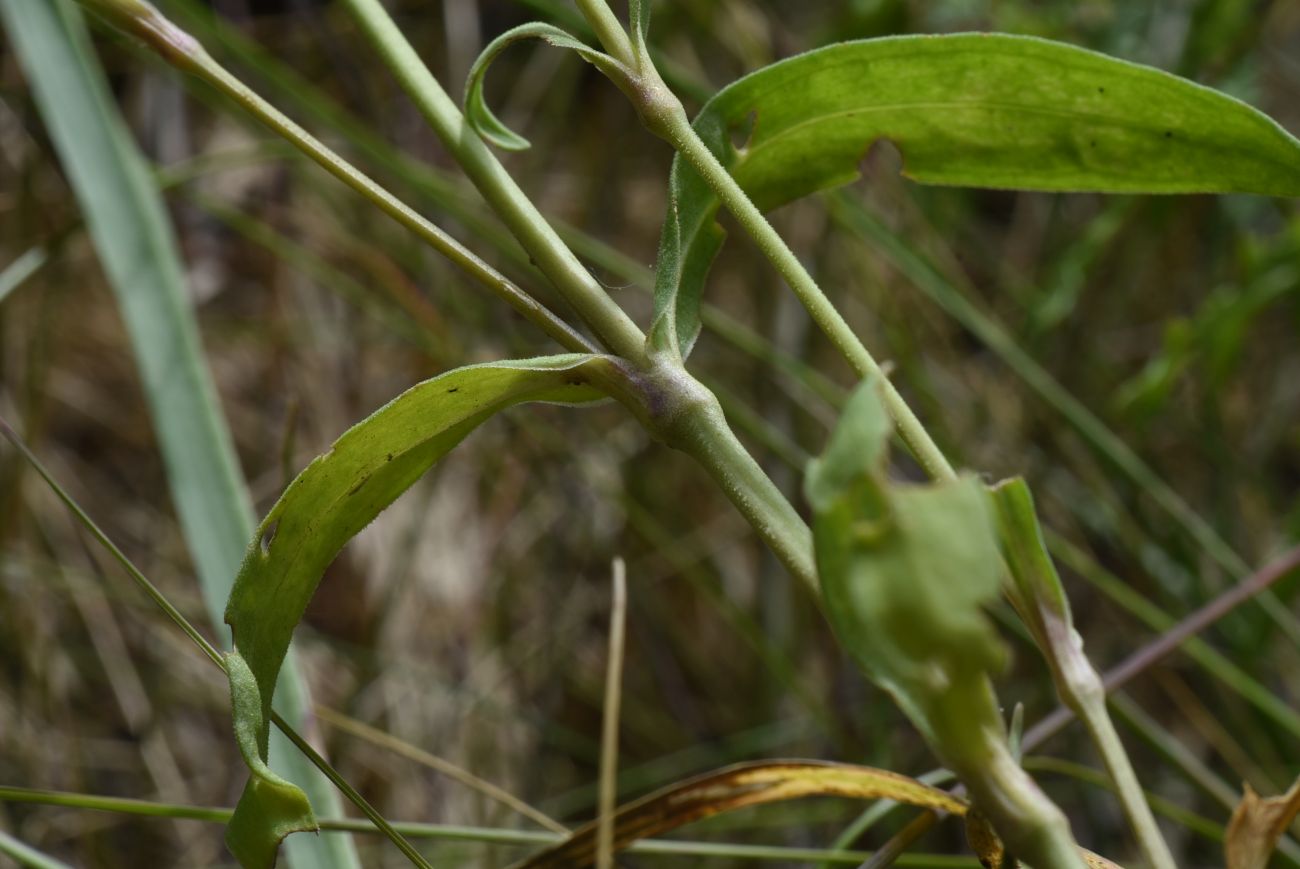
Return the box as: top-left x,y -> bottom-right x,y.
0,832 -> 73,869
0,3 -> 360,866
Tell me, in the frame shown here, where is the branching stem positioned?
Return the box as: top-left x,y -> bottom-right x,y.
636,82 -> 957,482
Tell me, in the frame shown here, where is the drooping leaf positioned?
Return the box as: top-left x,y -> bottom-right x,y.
806,377 -> 1089,867
223,355 -> 606,866
652,33 -> 1300,357
464,23 -> 632,151
0,2 -> 360,867
1226,779 -> 1300,869
514,759 -> 967,868
805,377 -> 1008,749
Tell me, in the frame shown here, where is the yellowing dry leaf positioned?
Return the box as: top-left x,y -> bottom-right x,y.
513,760 -> 964,868
1226,779 -> 1300,869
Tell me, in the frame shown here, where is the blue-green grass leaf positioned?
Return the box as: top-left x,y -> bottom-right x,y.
0,2 -> 360,866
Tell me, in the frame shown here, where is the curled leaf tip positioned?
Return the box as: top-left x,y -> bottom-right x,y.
464,23 -> 635,151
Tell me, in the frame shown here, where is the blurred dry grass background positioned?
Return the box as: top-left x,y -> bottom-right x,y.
2,0 -> 1300,866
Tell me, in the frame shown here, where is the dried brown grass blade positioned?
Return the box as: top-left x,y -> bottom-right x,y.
512,760 -> 965,869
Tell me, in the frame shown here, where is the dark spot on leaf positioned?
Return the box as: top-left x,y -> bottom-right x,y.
347,475 -> 370,496
1164,130 -> 1173,138
447,387 -> 459,393
260,521 -> 279,556
386,453 -> 394,462
1097,86 -> 1105,94
1090,140 -> 1097,147
567,378 -> 584,386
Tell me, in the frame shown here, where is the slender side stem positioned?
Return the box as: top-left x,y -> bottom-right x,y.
340,0 -> 647,363
574,0 -> 634,65
76,0 -> 593,355
0,786 -> 983,863
596,558 -> 627,869
641,97 -> 955,482
1023,543 -> 1300,752
315,706 -> 567,833
270,711 -> 433,869
1053,659 -> 1176,869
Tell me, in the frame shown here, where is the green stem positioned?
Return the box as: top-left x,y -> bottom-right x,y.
340,0 -> 646,363
0,786 -> 984,864
335,0 -> 822,590
952,741 -> 1086,869
1052,671 -> 1175,867
639,89 -> 956,482
76,0 -> 592,355
590,356 -> 817,589
574,0 -> 634,65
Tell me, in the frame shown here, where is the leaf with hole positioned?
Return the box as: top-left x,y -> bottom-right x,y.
222,355 -> 606,867
651,33 -> 1300,357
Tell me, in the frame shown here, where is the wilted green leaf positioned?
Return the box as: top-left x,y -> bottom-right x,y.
805,376 -> 1007,753
806,378 -> 1090,866
224,355 -> 605,866
652,33 -> 1300,357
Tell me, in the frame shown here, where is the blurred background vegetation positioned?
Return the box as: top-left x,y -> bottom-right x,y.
1,0 -> 1299,866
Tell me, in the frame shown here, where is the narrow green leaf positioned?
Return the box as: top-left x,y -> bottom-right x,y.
0,3 -> 361,868
464,23 -> 631,151
225,355 -> 605,865
989,478 -> 1074,648
653,33 -> 1300,356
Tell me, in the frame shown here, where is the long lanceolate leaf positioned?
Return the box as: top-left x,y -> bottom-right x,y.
0,2 -> 360,868
652,33 -> 1300,357
223,356 -> 606,867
